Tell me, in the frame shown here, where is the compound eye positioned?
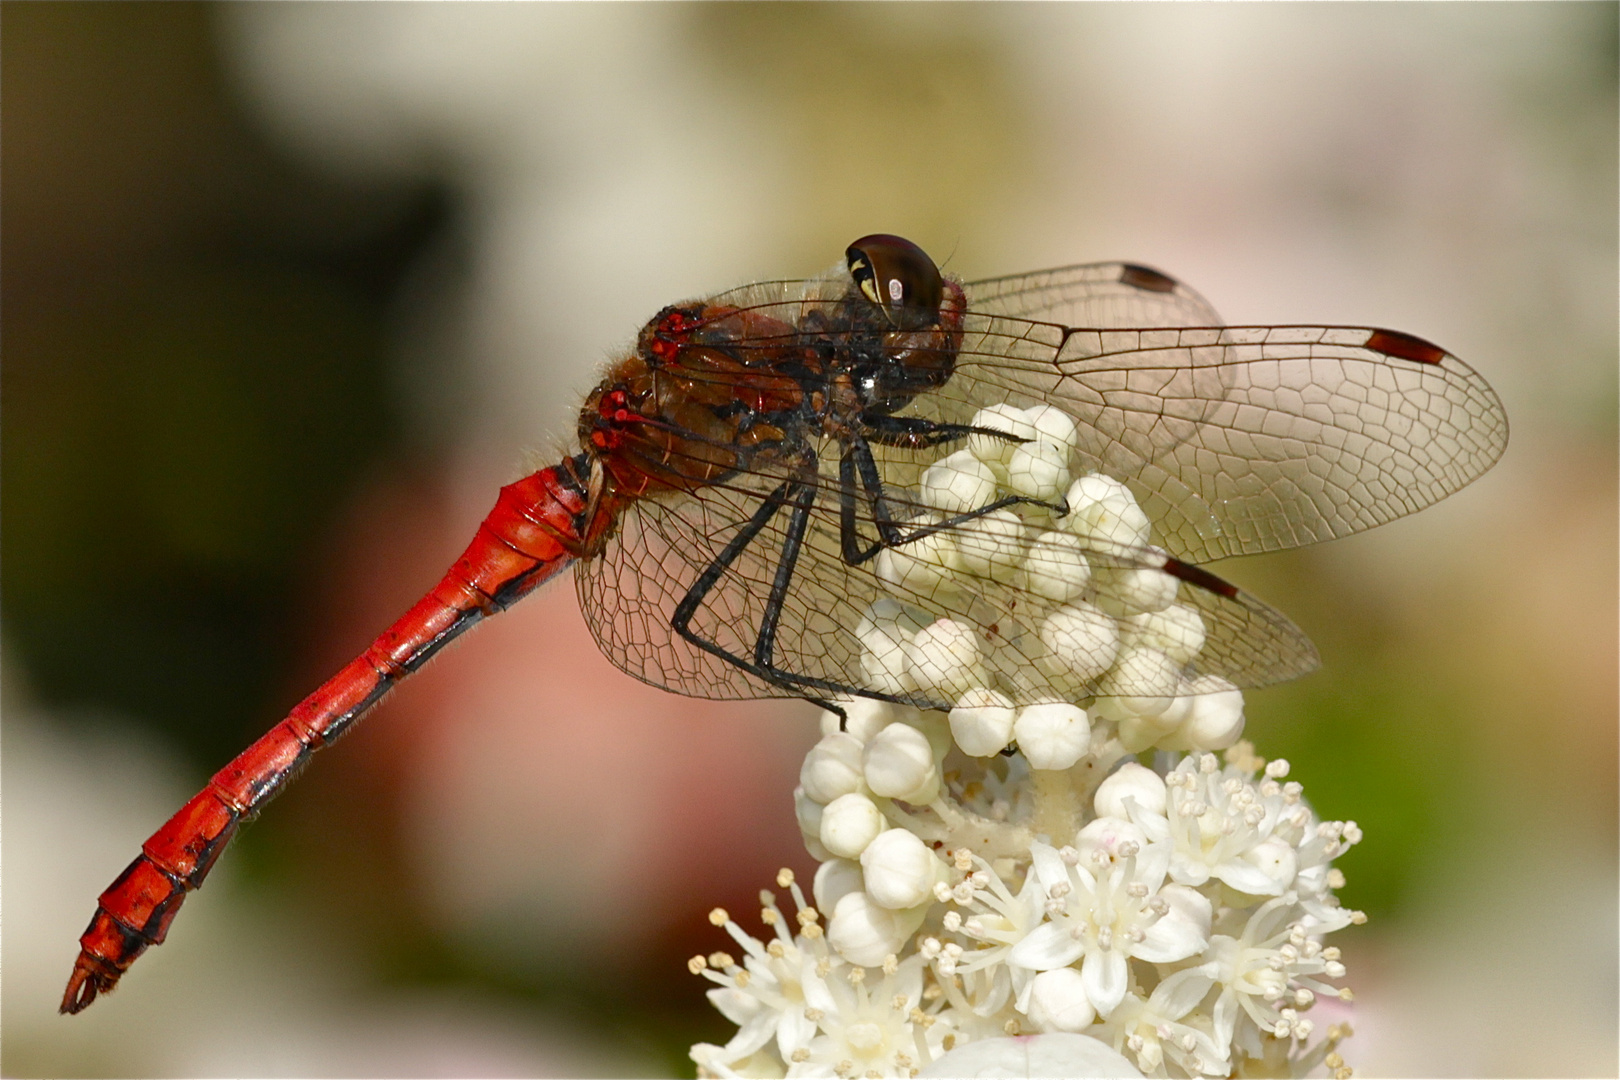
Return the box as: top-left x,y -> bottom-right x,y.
846,234 -> 943,328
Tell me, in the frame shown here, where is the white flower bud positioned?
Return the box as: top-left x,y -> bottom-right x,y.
858,652 -> 909,698
1036,602 -> 1119,686
860,828 -> 939,909
875,524 -> 962,602
837,697 -> 898,743
855,599 -> 930,696
813,857 -> 864,915
1018,531 -> 1092,602
827,890 -> 924,967
907,710 -> 956,760
1091,561 -> 1179,617
1067,472 -> 1134,507
953,508 -> 1029,583
1061,478 -> 1152,552
1179,675 -> 1246,750
863,722 -> 941,803
1023,405 -> 1080,454
1013,703 -> 1091,771
1116,711 -> 1181,754
1027,967 -> 1097,1033
800,732 -> 867,804
1097,647 -> 1182,717
920,450 -> 1000,515
965,405 -> 1037,466
1004,441 -> 1070,503
1075,816 -> 1149,863
1094,762 -> 1167,820
906,619 -> 986,700
948,687 -> 1017,757
1119,604 -> 1206,664
794,786 -> 830,861
819,792 -> 885,858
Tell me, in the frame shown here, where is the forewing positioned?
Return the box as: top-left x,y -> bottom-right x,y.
906,315 -> 1507,563
965,262 -> 1222,328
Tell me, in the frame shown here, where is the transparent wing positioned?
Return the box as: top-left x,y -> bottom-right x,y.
575,434 -> 1318,710
899,315 -> 1508,563
965,261 -> 1223,328
573,269 -> 1506,706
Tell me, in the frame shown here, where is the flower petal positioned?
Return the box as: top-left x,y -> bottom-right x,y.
1168,852 -> 1212,887
1028,841 -> 1068,890
708,986 -> 761,1027
1211,989 -> 1239,1051
1081,948 -> 1128,1017
1136,908 -> 1209,963
723,1008 -> 778,1058
1148,965 -> 1216,1019
1009,920 -> 1086,971
798,959 -> 837,1015
776,1006 -> 818,1058
1213,858 -> 1286,896
917,1033 -> 1143,1078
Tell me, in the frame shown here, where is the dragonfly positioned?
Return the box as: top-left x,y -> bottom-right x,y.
61,234 -> 1507,1013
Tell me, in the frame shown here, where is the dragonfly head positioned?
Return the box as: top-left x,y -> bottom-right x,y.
846,234 -> 944,330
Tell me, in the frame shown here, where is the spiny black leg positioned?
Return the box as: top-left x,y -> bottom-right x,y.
837,432 -> 1068,567
669,472 -> 951,711
753,479 -> 818,670
861,413 -> 1028,451
671,477 -> 799,664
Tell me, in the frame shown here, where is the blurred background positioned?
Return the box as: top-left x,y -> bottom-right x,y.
3,4 -> 1614,1076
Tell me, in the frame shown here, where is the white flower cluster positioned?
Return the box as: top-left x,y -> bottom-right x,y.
856,403 -> 1243,754
690,406 -> 1364,1079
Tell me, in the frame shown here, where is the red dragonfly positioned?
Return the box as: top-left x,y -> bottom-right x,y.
62,235 -> 1507,1013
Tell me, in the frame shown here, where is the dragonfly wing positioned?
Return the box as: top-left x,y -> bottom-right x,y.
575,444 -> 1320,708
918,315 -> 1508,563
575,461 -> 884,705
965,262 -> 1223,329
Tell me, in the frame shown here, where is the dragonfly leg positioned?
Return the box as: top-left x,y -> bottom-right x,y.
751,480 -> 818,672
670,471 -> 937,715
670,476 -> 809,691
838,432 -> 1066,566
860,412 -> 1022,451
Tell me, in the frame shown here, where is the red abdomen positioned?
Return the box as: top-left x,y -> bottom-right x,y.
61,456 -> 598,1013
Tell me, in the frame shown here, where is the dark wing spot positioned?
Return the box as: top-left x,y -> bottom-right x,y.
1119,264 -> 1178,294
1162,557 -> 1239,600
1365,328 -> 1447,365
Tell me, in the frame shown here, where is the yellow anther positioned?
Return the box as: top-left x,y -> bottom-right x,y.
708,908 -> 729,926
